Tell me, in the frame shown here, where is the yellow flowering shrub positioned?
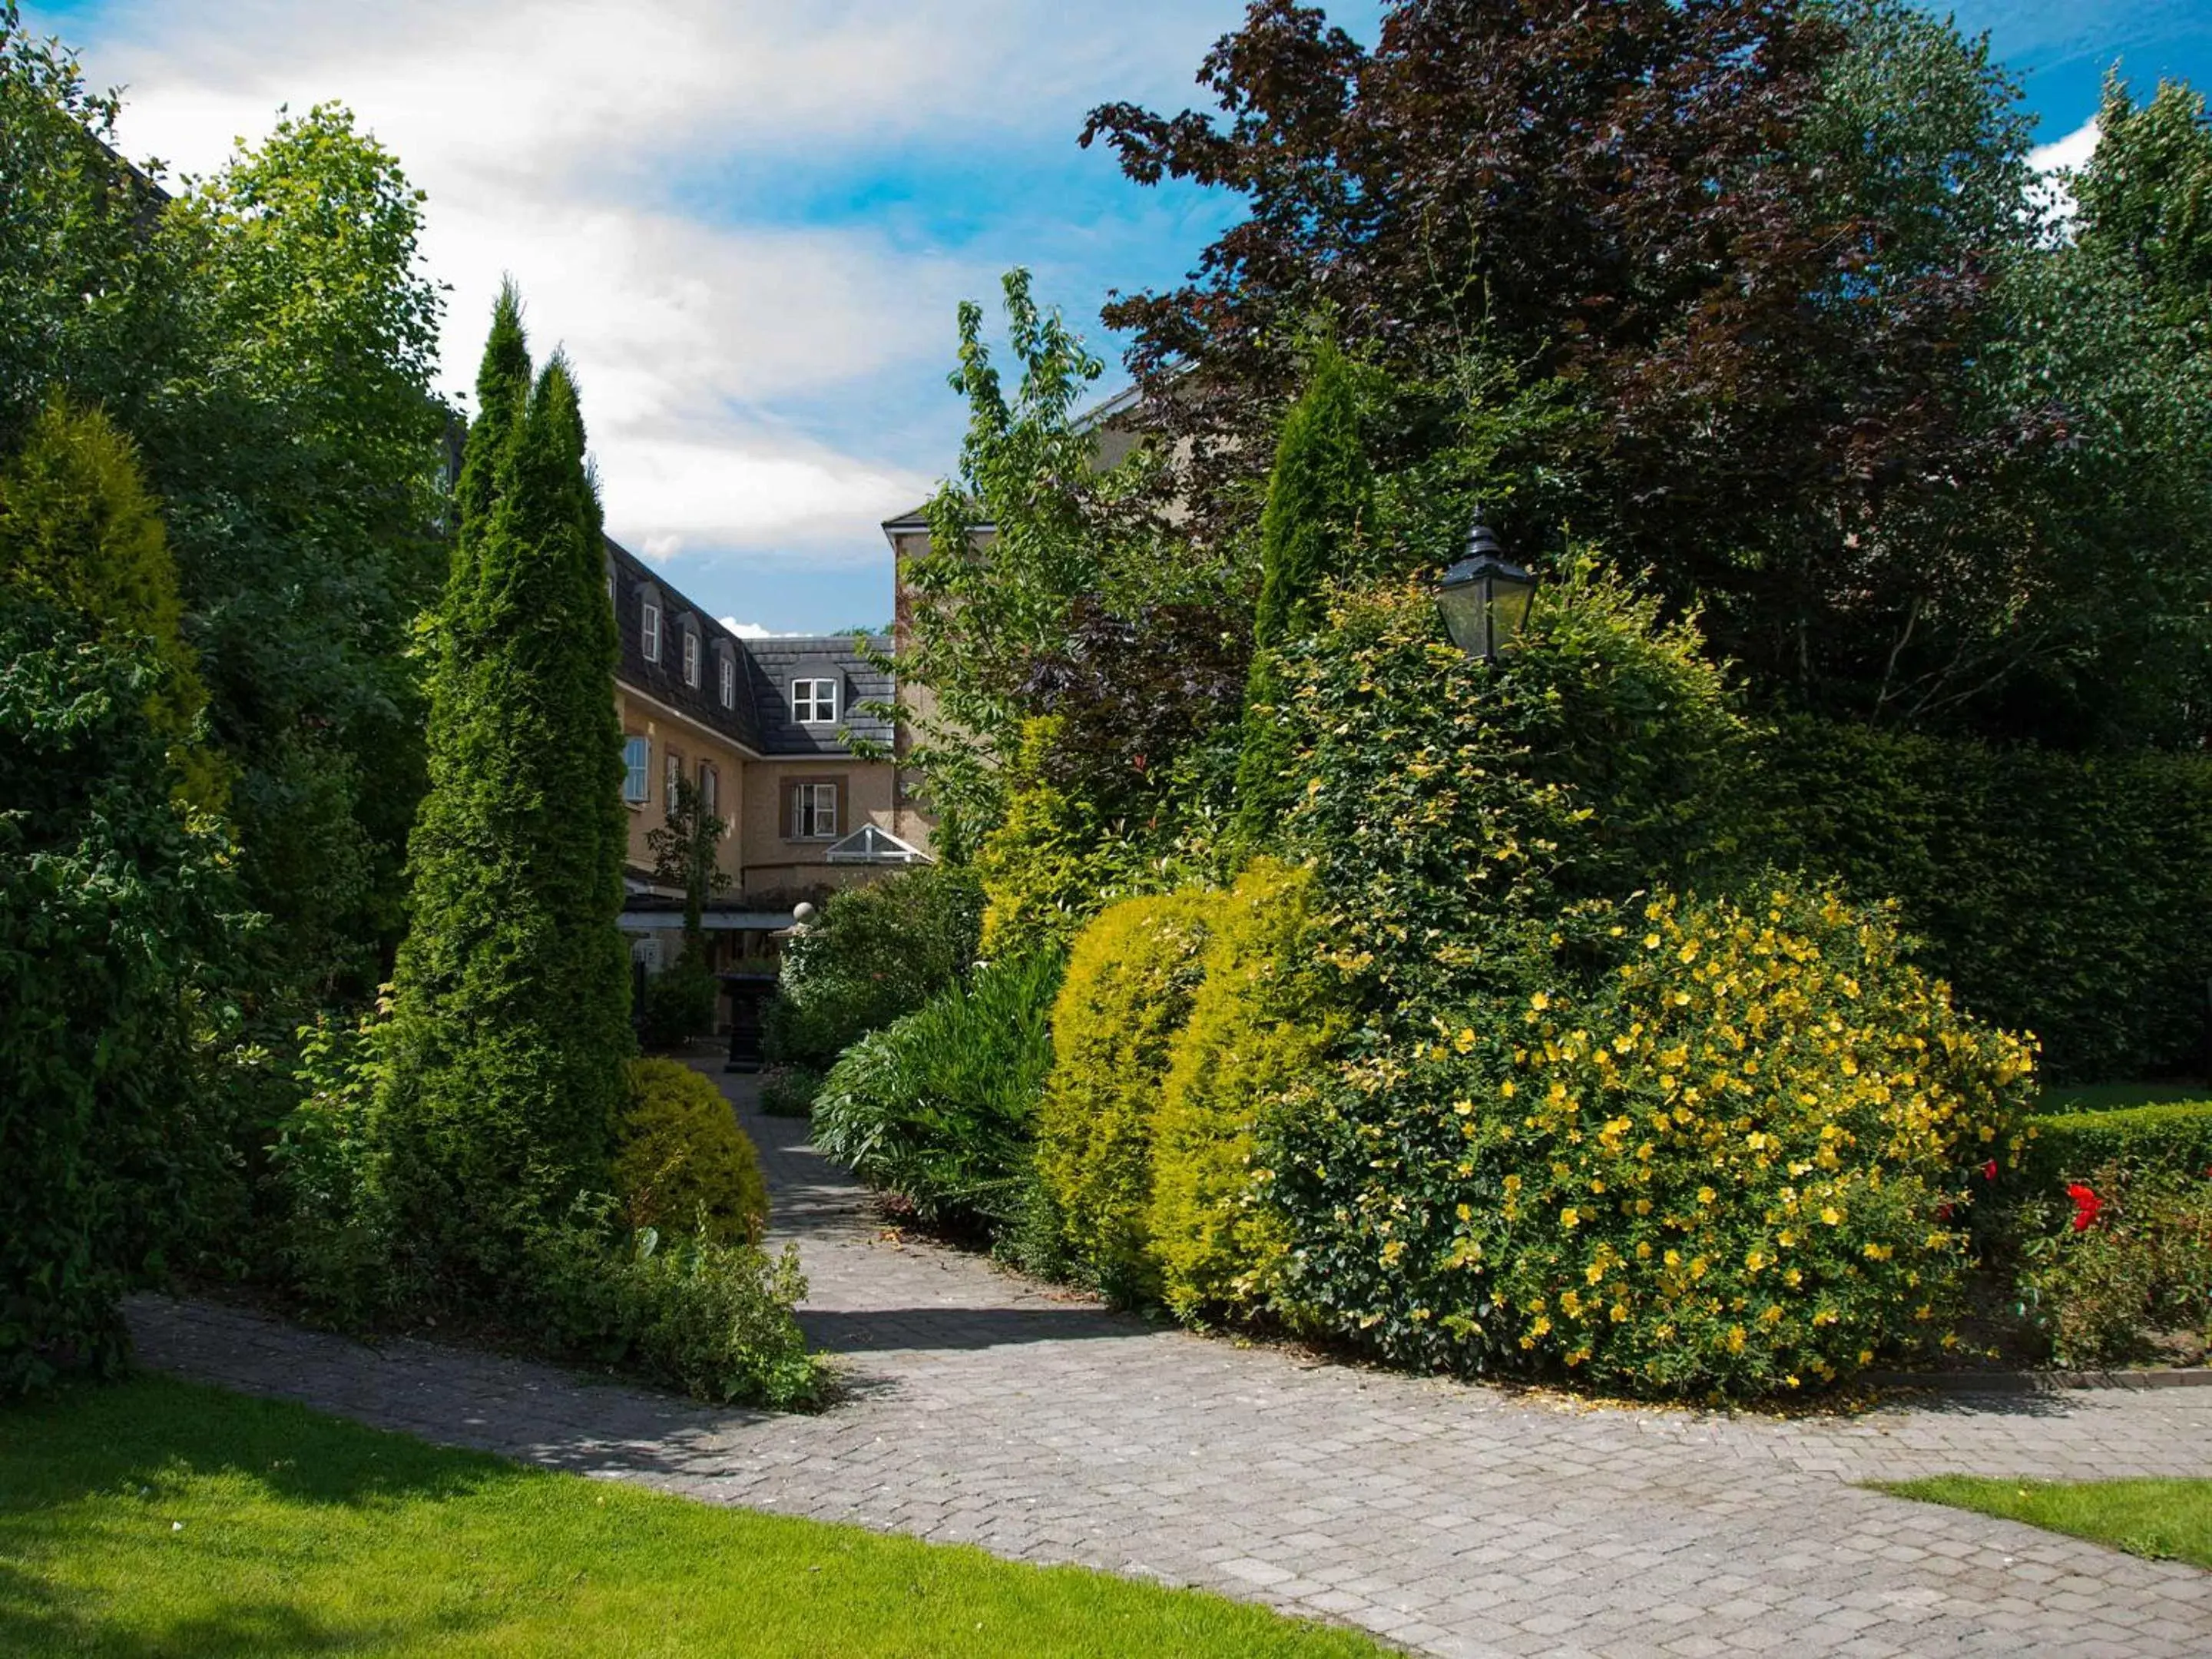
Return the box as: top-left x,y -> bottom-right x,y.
615,1059 -> 770,1247
1149,859 -> 1346,1320
1036,889 -> 1214,1300
1266,879 -> 2037,1397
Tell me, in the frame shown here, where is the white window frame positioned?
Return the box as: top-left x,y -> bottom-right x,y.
791,677 -> 839,725
698,761 -> 718,818
789,781 -> 839,839
718,651 -> 735,708
621,736 -> 650,803
664,750 -> 682,812
682,627 -> 700,687
641,599 -> 662,664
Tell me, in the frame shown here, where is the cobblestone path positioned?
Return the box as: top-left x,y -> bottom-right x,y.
129,1065 -> 2212,1657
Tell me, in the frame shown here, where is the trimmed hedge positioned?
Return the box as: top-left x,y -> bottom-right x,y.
1757,715 -> 2212,1083
1037,890 -> 1214,1300
1150,860 -> 1343,1320
614,1060 -> 768,1246
2020,1101 -> 2212,1195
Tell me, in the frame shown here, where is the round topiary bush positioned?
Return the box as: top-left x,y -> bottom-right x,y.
1149,858 -> 1345,1320
615,1059 -> 769,1245
1036,889 -> 1214,1300
1266,879 -> 2037,1397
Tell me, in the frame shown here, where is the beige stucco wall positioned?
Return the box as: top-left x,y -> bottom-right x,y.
614,687 -> 750,887
737,756 -> 902,902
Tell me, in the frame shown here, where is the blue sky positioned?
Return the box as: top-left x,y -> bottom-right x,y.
22,2 -> 2210,634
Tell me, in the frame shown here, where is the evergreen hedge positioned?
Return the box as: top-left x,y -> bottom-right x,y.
1757,716 -> 2212,1082
2019,1101 -> 2212,1194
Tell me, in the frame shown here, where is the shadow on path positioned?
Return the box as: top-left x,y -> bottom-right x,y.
799,1304 -> 1152,1354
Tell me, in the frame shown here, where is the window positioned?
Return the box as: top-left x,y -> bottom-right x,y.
664,750 -> 683,813
641,599 -> 662,663
698,762 -> 718,817
788,780 -> 839,839
682,627 -> 700,687
718,651 -> 735,708
791,677 -> 839,725
622,736 -> 650,803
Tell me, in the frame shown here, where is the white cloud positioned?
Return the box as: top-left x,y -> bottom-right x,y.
719,618 -> 784,640
2028,116 -> 2099,227
51,0 -> 1233,576
2030,116 -> 2101,177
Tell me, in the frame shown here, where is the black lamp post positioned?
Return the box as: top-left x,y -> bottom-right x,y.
1435,522 -> 1538,661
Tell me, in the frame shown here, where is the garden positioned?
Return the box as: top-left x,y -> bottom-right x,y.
5,0 -> 2212,1644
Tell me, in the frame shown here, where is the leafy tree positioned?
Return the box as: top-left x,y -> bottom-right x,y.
2077,75 -> 2212,341
1080,1 -> 2207,737
647,775 -> 730,951
1,22 -> 447,1005
0,415 -> 247,1394
902,270 -> 1210,852
378,291 -> 631,1283
0,402 -> 219,805
1232,335 -> 1369,845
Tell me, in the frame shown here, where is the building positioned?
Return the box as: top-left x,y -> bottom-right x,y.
605,536 -> 930,1024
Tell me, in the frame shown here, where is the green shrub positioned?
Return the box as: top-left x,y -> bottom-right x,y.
0,597 -> 247,1395
762,865 -> 983,1070
2019,1101 -> 2212,1196
757,1065 -> 823,1118
2018,1165 -> 2212,1368
1150,859 -> 1345,1319
1275,563 -> 1756,1025
521,1200 -> 821,1409
1756,715 -> 2212,1081
1038,890 -> 1214,1299
812,950 -> 1065,1231
1266,879 -> 2036,1397
641,954 -> 719,1048
267,1009 -> 399,1326
973,717 -> 1129,956
614,1060 -> 767,1246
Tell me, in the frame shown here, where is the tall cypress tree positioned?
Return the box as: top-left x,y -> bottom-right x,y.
1231,338 -> 1371,847
379,298 -> 629,1281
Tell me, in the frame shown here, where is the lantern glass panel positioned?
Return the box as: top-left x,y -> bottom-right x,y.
1488,574 -> 1535,649
1436,578 -> 1490,657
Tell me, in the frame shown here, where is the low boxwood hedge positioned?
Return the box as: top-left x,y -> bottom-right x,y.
2020,1101 -> 2212,1194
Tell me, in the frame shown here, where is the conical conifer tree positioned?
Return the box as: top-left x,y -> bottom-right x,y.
1232,337 -> 1371,847
379,294 -> 630,1280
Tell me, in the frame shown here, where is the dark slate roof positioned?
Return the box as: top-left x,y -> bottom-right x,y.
740,632 -> 895,757
604,537 -> 891,758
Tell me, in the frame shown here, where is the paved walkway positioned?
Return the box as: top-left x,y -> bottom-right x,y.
129,1065 -> 2212,1657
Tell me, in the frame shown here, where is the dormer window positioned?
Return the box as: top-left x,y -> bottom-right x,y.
717,649 -> 736,709
681,625 -> 700,687
641,598 -> 662,664
791,677 -> 839,725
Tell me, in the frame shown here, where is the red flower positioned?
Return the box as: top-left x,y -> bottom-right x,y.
2066,1183 -> 2102,1232
1934,1202 -> 1954,1222
1981,1160 -> 1998,1183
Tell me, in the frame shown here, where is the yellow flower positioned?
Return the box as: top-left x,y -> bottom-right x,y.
1664,1248 -> 1681,1268
1531,992 -> 1551,1012
1560,1207 -> 1581,1229
1585,1260 -> 1606,1285
1697,1186 -> 1717,1206
1499,1081 -> 1518,1099
1644,932 -> 1662,950
1455,1028 -> 1477,1054
1745,1251 -> 1766,1272
1820,1207 -> 1842,1226
1503,1174 -> 1522,1194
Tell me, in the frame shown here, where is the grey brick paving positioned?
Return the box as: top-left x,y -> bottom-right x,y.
127,1064 -> 2212,1657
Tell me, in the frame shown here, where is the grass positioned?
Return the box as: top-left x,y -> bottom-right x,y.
0,1374 -> 1385,1657
1875,1475 -> 2212,1569
2037,1081 -> 2210,1114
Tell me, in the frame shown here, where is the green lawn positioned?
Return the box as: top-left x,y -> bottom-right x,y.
0,1375 -> 1383,1657
1875,1475 -> 2212,1568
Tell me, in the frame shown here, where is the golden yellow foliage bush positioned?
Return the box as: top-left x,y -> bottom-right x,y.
615,1059 -> 769,1246
1036,889 -> 1213,1300
1150,859 -> 1345,1320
